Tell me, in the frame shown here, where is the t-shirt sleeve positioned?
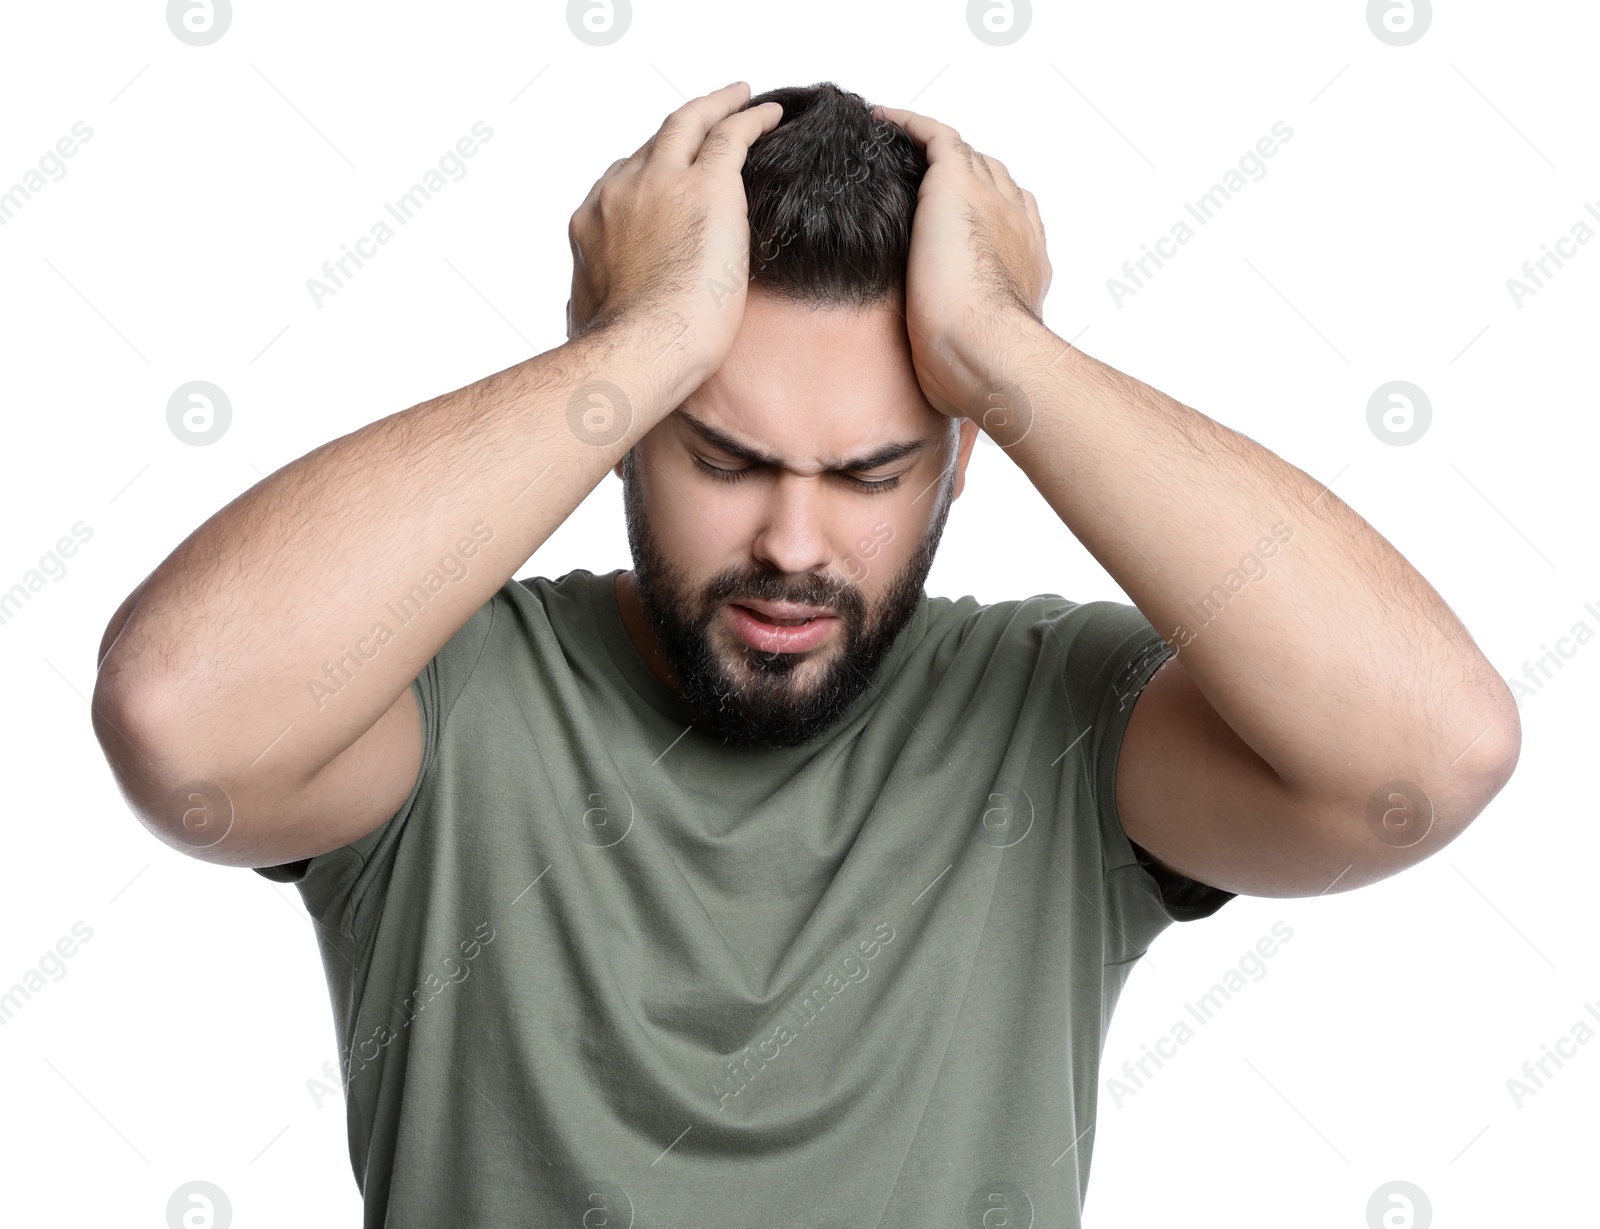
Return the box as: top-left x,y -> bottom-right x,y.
249,595 -> 498,941
1050,598 -> 1235,943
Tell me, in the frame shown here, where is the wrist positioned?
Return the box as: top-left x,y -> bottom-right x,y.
940,307 -> 1057,421
565,314 -> 708,432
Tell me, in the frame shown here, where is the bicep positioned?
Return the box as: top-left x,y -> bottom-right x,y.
219,682 -> 423,870
1114,654 -> 1361,897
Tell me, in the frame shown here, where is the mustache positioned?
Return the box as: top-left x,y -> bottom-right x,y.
705,573 -> 864,617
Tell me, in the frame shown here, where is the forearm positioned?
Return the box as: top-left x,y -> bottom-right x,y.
985,316 -> 1517,802
94,317 -> 687,790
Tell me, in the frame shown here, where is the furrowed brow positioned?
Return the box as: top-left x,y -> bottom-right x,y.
676,410 -> 934,473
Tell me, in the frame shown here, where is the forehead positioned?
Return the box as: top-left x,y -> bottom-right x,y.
678,289 -> 935,460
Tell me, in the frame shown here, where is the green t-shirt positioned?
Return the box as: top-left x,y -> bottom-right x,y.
257,567 -> 1232,1227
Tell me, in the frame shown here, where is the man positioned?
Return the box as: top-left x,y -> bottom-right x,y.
91,80 -> 1519,1227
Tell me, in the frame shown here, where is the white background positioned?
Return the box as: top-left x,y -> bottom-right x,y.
1,1 -> 1593,1225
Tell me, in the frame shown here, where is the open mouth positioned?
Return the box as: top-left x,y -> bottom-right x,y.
734,605 -> 821,627
726,603 -> 839,653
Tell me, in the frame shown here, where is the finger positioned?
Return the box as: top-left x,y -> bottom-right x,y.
1022,188 -> 1046,239
692,97 -> 785,169
642,80 -> 766,167
870,104 -> 972,171
574,156 -> 632,222
626,81 -> 749,163
593,155 -> 632,195
982,155 -> 1028,205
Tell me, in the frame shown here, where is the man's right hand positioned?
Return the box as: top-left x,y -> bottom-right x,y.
565,81 -> 783,399
93,87 -> 787,872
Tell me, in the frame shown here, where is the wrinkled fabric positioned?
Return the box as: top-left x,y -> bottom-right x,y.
256,567 -> 1232,1227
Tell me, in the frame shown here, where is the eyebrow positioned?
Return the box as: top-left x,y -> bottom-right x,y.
675,410 -> 936,474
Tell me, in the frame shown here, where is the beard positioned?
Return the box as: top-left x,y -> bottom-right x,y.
619,448 -> 956,749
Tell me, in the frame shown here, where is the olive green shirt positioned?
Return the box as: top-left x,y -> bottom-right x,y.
257,567 -> 1232,1227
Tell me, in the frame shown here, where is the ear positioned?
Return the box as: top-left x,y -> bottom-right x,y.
950,418 -> 980,501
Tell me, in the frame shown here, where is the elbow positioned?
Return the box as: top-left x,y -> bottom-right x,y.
1432,695 -> 1521,843
92,668 -> 259,865
90,670 -> 223,856
90,668 -> 172,834
91,663 -> 160,779
1466,686 -> 1522,802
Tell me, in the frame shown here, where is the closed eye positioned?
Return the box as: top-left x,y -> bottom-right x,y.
692,456 -> 902,493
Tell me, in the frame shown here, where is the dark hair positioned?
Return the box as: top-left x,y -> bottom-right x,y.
738,82 -> 926,309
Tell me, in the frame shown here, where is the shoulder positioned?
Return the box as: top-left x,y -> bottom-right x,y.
932,590 -> 1160,676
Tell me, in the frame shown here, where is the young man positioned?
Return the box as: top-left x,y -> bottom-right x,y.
92,80 -> 1519,1227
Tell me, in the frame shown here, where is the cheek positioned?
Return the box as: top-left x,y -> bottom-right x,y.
639,466 -> 718,552
839,503 -> 918,588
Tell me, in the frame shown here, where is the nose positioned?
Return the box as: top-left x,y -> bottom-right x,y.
749,473 -> 834,578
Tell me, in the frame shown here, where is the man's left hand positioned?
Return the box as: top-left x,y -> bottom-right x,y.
871,104 -> 1052,421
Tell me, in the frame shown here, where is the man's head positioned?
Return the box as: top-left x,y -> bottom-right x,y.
615,83 -> 981,748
